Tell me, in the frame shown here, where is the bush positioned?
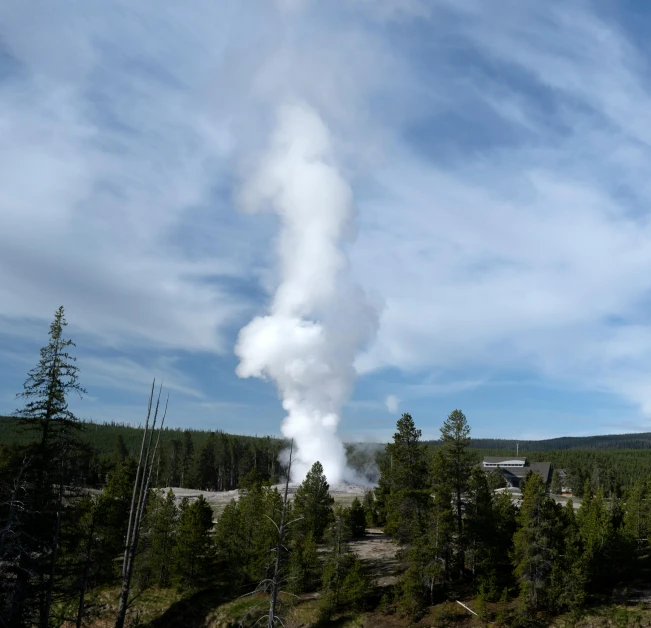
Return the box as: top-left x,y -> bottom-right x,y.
431,601 -> 466,626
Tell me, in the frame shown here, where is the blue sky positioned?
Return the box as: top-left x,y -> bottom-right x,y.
3,0 -> 651,442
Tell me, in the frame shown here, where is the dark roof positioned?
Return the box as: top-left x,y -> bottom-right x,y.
480,460 -> 552,484
483,457 -> 527,464
530,462 -> 551,483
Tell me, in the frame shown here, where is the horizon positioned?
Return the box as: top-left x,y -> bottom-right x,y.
4,2 -> 651,444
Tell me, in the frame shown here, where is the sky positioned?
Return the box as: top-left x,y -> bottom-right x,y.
3,0 -> 651,442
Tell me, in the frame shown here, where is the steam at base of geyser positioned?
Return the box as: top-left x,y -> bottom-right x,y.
235,102 -> 379,485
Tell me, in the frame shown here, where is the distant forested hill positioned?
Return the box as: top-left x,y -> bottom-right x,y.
427,432 -> 651,451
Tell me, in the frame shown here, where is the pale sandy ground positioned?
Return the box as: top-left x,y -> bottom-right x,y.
349,528 -> 400,587
161,482 -> 373,518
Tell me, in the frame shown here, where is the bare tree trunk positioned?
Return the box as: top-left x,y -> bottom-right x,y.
115,390 -> 168,628
122,381 -> 155,579
268,442 -> 293,628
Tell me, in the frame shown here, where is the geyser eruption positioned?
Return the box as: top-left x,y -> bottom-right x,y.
235,103 -> 379,484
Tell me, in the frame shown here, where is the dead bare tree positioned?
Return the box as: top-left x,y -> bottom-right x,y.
114,381 -> 168,628
267,442 -> 294,628
238,441 -> 303,628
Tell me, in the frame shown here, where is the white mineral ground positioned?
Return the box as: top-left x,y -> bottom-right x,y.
163,482 -> 372,517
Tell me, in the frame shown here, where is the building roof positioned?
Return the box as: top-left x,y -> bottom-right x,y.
480,458 -> 552,484
483,456 -> 527,464
529,462 -> 552,483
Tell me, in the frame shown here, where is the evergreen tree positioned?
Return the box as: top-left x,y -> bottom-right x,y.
363,490 -> 379,527
624,480 -> 648,545
166,438 -> 182,487
287,533 -> 319,594
550,469 -> 562,495
293,461 -> 334,542
318,506 -> 370,620
171,495 -> 215,589
348,497 -> 366,538
429,450 -> 455,580
576,486 -> 630,590
549,500 -> 586,612
137,489 -> 178,588
195,433 -> 216,490
180,430 -> 194,488
214,484 -> 284,586
439,409 -> 473,576
512,473 -> 562,615
115,435 -> 129,463
464,466 -> 494,580
5,306 -> 86,628
378,413 -> 431,542
490,491 -> 518,588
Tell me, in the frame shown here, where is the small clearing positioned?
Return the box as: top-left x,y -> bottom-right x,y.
349,528 -> 400,587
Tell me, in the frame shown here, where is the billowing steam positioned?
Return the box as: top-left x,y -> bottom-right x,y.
235,103 -> 379,484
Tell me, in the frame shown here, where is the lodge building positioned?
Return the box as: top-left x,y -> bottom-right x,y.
481,456 -> 552,490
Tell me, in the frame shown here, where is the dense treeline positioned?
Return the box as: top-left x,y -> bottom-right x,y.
0,415 -> 285,492
5,412 -> 650,494
428,432 -> 651,451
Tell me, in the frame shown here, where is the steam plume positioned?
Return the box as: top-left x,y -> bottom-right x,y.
235,103 -> 379,484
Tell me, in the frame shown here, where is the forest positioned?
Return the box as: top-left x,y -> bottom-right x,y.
3,308 -> 651,628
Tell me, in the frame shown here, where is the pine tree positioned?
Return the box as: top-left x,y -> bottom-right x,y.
6,306 -> 86,628
180,430 -> 194,488
379,413 -> 431,542
318,506 -> 370,621
491,491 -> 517,587
115,435 -> 129,464
430,450 -> 455,580
512,473 -> 562,614
624,480 -> 648,545
576,486 -> 624,590
214,484 -> 283,586
362,490 -> 379,527
293,461 -> 334,543
439,409 -> 473,577
287,533 -> 319,594
464,466 -> 494,580
550,469 -> 562,495
171,495 -> 215,589
549,500 -> 586,612
195,433 -> 216,490
137,489 -> 179,588
166,438 -> 182,487
348,497 -> 366,538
